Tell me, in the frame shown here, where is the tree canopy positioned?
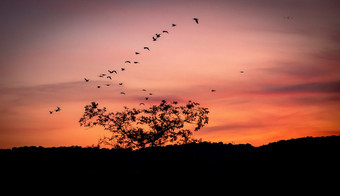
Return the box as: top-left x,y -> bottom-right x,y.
79,100 -> 209,149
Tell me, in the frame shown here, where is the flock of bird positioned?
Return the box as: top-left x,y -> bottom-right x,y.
48,15 -> 298,116
49,17 -> 243,114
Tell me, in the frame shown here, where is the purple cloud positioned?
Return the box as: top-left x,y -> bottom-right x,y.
256,80 -> 340,94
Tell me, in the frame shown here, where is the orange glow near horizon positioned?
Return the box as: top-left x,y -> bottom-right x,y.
0,0 -> 339,148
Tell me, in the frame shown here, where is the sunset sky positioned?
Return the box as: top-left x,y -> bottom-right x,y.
1,0 -> 339,148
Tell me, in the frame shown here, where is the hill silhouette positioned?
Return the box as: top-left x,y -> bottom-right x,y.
1,136 -> 339,180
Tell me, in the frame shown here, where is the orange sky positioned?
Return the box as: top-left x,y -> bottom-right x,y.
0,0 -> 340,148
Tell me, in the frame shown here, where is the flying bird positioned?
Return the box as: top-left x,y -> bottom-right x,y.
162,30 -> 169,33
172,24 -> 176,27
135,52 -> 140,55
84,78 -> 89,82
139,103 -> 145,105
108,70 -> 117,74
55,107 -> 61,112
49,111 -> 53,114
119,83 -> 123,85
155,33 -> 161,38
211,90 -> 216,92
97,86 -> 101,88
125,61 -> 131,63
121,68 -> 125,71
142,89 -> 146,91
193,18 -> 199,24
98,74 -> 106,77
106,84 -> 110,86
144,47 -> 150,51
134,62 -> 139,64
120,92 -> 126,95
152,37 -> 157,41
240,71 -> 244,73
107,76 -> 112,80
145,97 -> 149,100
149,93 -> 153,95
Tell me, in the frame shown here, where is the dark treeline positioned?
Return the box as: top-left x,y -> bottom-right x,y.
1,136 -> 339,179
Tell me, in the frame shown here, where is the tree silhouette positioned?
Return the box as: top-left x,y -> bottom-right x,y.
79,100 -> 209,149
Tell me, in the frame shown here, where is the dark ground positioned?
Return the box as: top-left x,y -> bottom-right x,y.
1,136 -> 339,183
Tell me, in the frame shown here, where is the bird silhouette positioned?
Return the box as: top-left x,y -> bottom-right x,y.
240,71 -> 244,73
48,18 -> 210,118
108,70 -> 117,74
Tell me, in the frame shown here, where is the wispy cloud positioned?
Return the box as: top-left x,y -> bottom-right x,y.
260,61 -> 332,79
256,80 -> 340,94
